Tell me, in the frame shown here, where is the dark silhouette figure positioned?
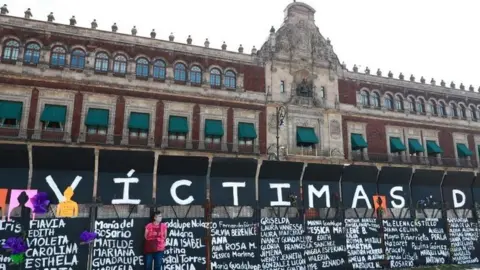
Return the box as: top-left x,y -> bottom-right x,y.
11,191 -> 32,230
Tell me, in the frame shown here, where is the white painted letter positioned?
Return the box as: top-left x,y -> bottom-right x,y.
269,183 -> 290,206
308,185 -> 330,208
111,169 -> 141,205
452,189 -> 466,208
390,186 -> 405,208
351,185 -> 372,208
170,179 -> 194,205
222,182 -> 246,206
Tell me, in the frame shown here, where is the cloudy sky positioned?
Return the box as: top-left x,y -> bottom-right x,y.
3,0 -> 479,88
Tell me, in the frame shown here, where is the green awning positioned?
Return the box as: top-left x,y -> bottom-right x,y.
40,104 -> 66,123
168,116 -> 189,133
85,108 -> 109,127
296,127 -> 319,144
238,122 -> 257,139
408,138 -> 424,153
128,112 -> 150,130
426,140 -> 443,154
457,143 -> 472,157
205,119 -> 224,137
351,133 -> 368,150
0,101 -> 22,120
390,137 -> 406,153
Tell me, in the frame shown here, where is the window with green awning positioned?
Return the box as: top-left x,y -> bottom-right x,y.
296,127 -> 319,144
390,137 -> 406,153
426,140 -> 443,154
0,100 -> 22,120
238,122 -> 257,139
128,112 -> 150,130
85,108 -> 109,127
351,133 -> 368,150
457,143 -> 472,157
408,138 -> 424,153
205,119 -> 224,137
40,104 -> 67,123
168,116 -> 189,133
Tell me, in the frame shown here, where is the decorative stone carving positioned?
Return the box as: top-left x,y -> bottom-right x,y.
365,67 -> 370,74
420,76 -> 425,83
47,12 -> 55,22
169,33 -> 175,41
441,80 -> 446,87
187,35 -> 192,45
295,78 -> 314,97
431,78 -> 436,85
451,81 -> 456,89
270,26 -> 275,33
410,74 -> 415,82
238,44 -> 244,53
0,4 -> 8,15
251,46 -> 257,54
376,69 -> 382,76
69,16 -> 76,26
91,19 -> 98,29
460,83 -> 465,90
353,65 -> 358,72
221,42 -> 227,51
24,8 -> 32,19
329,120 -> 341,139
204,38 -> 210,48
131,26 -> 137,36
388,71 -> 393,78
399,73 -> 404,80
469,85 -> 474,92
150,29 -> 156,39
111,23 -> 118,33
341,62 -> 346,69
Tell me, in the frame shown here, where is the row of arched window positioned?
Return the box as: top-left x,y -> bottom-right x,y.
360,90 -> 479,121
1,39 -> 237,89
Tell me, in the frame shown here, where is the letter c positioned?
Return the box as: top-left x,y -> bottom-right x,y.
170,180 -> 194,205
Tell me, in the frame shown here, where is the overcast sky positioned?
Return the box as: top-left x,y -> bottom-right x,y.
3,0 -> 479,88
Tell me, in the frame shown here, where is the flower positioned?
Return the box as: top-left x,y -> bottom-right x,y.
10,253 -> 25,265
80,231 -> 98,244
30,192 -> 50,214
3,237 -> 28,254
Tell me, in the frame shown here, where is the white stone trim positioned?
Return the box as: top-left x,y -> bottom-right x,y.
198,105 -> 228,151
162,101 -> 195,149
233,108 -> 259,153
0,90 -> 31,138
347,122 -> 367,160
121,98 -> 156,146
79,94 -> 117,144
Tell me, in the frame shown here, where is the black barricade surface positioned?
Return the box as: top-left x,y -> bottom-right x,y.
342,165 -> 383,269
163,218 -> 207,269
415,218 -> 449,265
97,150 -> 154,205
442,171 -> 474,211
382,218 -> 416,269
305,219 -> 347,269
24,218 -> 90,270
209,158 -> 257,206
0,219 -> 23,268
447,217 -> 480,265
210,218 -> 260,269
0,144 -> 29,206
258,161 -> 303,208
302,164 -> 343,210
156,155 -> 208,206
260,217 -> 306,269
411,170 -> 444,218
378,167 -> 412,218
91,218 -> 147,270
31,146 -> 95,204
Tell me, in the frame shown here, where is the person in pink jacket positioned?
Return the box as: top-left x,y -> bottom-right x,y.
144,211 -> 167,270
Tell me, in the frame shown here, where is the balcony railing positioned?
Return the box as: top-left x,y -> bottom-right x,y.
351,152 -> 479,168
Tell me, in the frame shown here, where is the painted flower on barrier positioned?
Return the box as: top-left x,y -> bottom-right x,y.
80,231 -> 98,245
2,236 -> 28,265
288,194 -> 297,207
30,192 -> 50,214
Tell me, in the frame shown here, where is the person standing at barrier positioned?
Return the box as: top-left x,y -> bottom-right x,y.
144,210 -> 167,270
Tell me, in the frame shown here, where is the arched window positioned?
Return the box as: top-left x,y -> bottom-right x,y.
136,58 -> 149,77
450,103 -> 458,118
70,49 -> 85,69
372,92 -> 380,108
460,104 -> 467,119
439,102 -> 447,117
24,43 -> 41,64
395,96 -> 404,110
2,40 -> 20,61
384,94 -> 393,110
429,100 -> 438,115
174,63 -> 186,81
153,60 -> 166,80
225,70 -> 236,89
210,68 -> 221,87
94,53 -> 109,72
360,90 -> 369,106
470,106 -> 477,121
189,66 -> 202,84
417,99 -> 425,114
408,97 -> 416,112
50,46 -> 66,66
113,55 -> 127,74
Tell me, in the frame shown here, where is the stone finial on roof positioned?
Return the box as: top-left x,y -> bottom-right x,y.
270,26 -> 275,34
0,4 -> 8,15
388,71 -> 393,78
440,80 -> 446,87
376,69 -> 382,76
70,16 -> 76,26
91,19 -> 98,29
341,62 -> 346,69
420,76 -> 425,84
478,86 -> 480,92
399,73 -> 404,80
364,67 -> 370,74
111,23 -> 118,33
469,85 -> 474,92
251,46 -> 257,55
238,44 -> 244,53
169,33 -> 175,42
460,83 -> 465,90
47,12 -> 55,22
24,8 -> 32,19
204,38 -> 210,48
353,64 -> 358,73
326,38 -> 331,45
409,74 -> 415,82
221,42 -> 227,51
450,81 -> 455,89
431,78 -> 436,85
131,26 -> 137,36
150,29 -> 156,39
187,35 -> 192,45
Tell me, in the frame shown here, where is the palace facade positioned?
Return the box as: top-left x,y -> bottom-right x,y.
0,2 -> 478,171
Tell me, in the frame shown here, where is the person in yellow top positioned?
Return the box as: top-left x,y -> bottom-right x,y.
56,186 -> 78,218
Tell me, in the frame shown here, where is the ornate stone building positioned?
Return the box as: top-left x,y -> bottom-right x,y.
0,1 -> 478,170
